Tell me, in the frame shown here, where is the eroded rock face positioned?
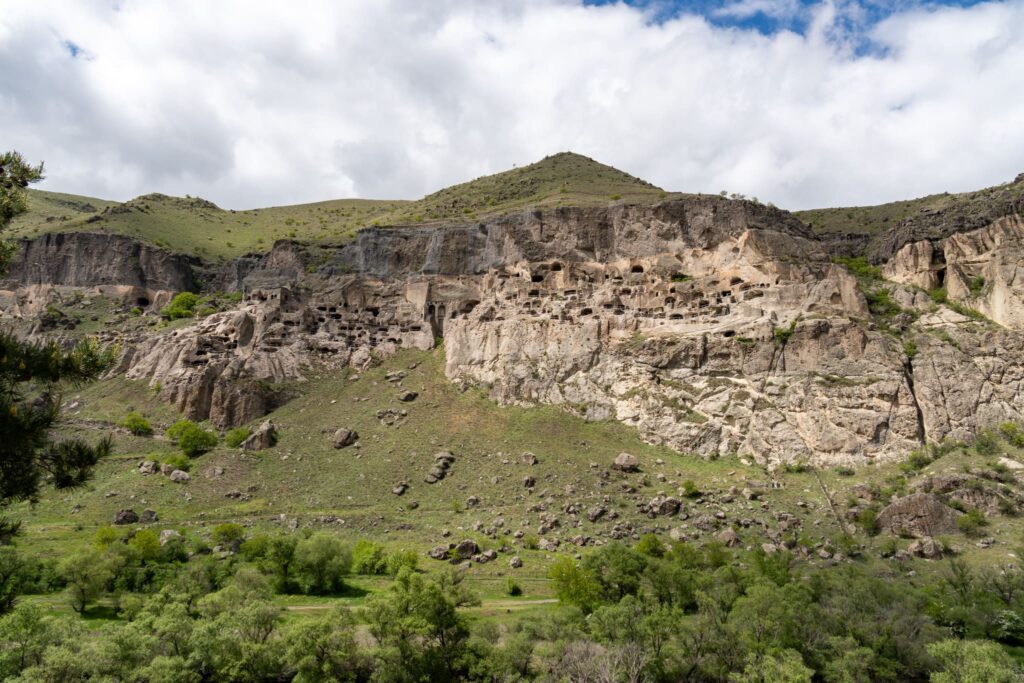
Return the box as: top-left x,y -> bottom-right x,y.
10,199 -> 1024,465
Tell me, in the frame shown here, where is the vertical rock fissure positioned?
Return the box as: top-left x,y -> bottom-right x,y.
903,358 -> 927,445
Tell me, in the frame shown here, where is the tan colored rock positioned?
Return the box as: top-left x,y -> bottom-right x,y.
877,493 -> 961,538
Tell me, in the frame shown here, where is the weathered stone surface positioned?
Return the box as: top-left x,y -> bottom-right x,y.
242,421 -> 277,451
159,529 -> 181,546
169,470 -> 190,483
452,539 -> 479,560
139,509 -> 159,523
114,509 -> 138,525
877,493 -> 961,538
612,453 -> 640,472
332,428 -> 358,449
138,460 -> 157,474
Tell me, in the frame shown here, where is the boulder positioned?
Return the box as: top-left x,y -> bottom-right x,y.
587,506 -> 608,523
139,509 -> 159,523
612,453 -> 640,472
523,476 -> 536,488
907,537 -> 942,559
509,556 -> 523,569
242,420 -> 277,451
452,539 -> 480,560
393,482 -> 408,496
114,509 -> 138,525
521,452 -> 538,466
717,528 -> 740,547
332,428 -> 358,449
428,545 -> 451,560
160,463 -> 175,476
138,460 -> 157,475
159,529 -> 182,546
877,493 -> 961,538
397,390 -> 418,402
169,470 -> 191,483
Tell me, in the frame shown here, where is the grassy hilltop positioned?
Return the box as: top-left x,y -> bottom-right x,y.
8,153 -> 673,260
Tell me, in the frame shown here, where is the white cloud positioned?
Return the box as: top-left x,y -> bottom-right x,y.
0,0 -> 1021,210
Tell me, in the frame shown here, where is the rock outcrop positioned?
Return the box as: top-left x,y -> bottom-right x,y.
7,196 -> 1024,465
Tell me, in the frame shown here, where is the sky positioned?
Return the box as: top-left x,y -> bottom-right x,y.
1,0 -> 1021,211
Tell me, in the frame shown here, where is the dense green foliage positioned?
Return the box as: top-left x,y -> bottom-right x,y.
165,420 -> 218,457
0,531 -> 1018,681
223,427 -> 251,448
122,411 -> 153,436
160,292 -> 200,320
0,152 -> 113,509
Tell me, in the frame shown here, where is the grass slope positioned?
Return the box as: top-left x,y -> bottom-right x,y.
8,153 -> 673,260
798,172 -> 1024,237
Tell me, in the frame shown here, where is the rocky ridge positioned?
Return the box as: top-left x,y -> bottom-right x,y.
3,189 -> 1024,466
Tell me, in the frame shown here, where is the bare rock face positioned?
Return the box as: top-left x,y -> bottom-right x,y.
242,420 -> 278,451
877,493 -> 961,538
12,197 -> 1024,467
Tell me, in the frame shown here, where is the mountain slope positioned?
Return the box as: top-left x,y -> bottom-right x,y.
8,153 -> 675,260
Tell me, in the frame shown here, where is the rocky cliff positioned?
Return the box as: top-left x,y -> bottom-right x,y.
4,194 -> 1024,466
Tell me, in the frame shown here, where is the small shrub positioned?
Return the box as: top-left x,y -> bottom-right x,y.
782,462 -> 811,474
999,422 -> 1024,448
901,447 -> 933,472
974,429 -> 1001,457
836,466 -> 856,477
866,288 -> 901,318
212,523 -> 245,546
385,549 -> 419,575
165,419 -> 195,442
856,508 -> 880,536
929,287 -> 948,304
773,320 -> 797,345
682,480 -> 702,498
352,540 -> 387,575
224,427 -> 251,448
176,423 -> 218,457
968,276 -> 986,296
522,535 -> 539,550
635,533 -> 666,558
130,306 -> 143,316
160,291 -> 200,320
163,453 -> 191,472
506,578 -> 523,597
957,508 -> 988,537
834,256 -> 881,279
122,411 -> 152,436
903,340 -> 918,360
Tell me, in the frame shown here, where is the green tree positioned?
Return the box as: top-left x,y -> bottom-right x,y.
122,411 -> 152,436
0,152 -> 113,512
58,549 -> 112,614
283,607 -> 368,682
177,423 -> 217,457
729,649 -> 813,683
293,533 -> 351,595
0,547 -> 26,615
927,639 -> 1020,683
549,556 -> 602,613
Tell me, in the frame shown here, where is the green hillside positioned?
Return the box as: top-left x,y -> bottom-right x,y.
798,172 -> 1024,237
8,153 -> 674,260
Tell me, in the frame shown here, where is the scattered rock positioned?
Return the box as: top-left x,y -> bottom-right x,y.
612,452 -> 640,472
138,460 -> 157,475
169,470 -> 190,483
393,482 -> 408,496
428,545 -> 451,560
452,539 -> 479,560
523,476 -> 536,488
717,528 -> 740,547
509,556 -> 523,569
159,529 -> 181,546
907,537 -> 942,559
521,452 -> 538,466
159,463 -> 174,476
397,390 -> 418,402
139,509 -> 159,524
332,428 -> 358,449
114,509 -> 138,525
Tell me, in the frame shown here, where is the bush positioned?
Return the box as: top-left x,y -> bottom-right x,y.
160,292 -> 200,320
294,533 -> 351,595
957,509 -> 988,537
352,540 -> 387,575
385,549 -> 419,576
974,429 -> 1001,457
856,508 -> 880,536
224,427 -> 251,448
522,535 -> 539,550
834,256 -> 882,279
836,466 -> 856,477
506,578 -> 522,597
122,411 -> 153,436
901,447 -> 933,472
165,420 -> 194,442
162,453 -> 191,472
999,422 -> 1024,448
635,534 -> 666,558
176,424 -> 217,457
212,523 -> 245,547
682,480 -> 702,498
